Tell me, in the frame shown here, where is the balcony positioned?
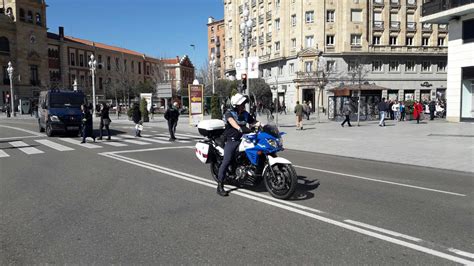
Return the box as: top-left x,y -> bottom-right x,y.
407,0 -> 417,7
30,79 -> 41,86
368,45 -> 447,54
259,35 -> 264,45
266,32 -> 272,42
373,0 -> 384,7
251,37 -> 257,46
407,22 -> 417,31
258,15 -> 264,24
438,23 -> 448,32
239,43 -> 244,51
259,54 -> 270,62
390,21 -> 401,30
422,0 -> 474,17
251,0 -> 256,7
373,21 -> 384,30
390,0 -> 400,7
422,23 -> 433,32
259,0 -> 263,3
266,11 -> 272,20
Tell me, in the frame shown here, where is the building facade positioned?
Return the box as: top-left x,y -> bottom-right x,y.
223,0 -> 448,116
207,17 -> 226,79
0,0 -> 195,109
422,0 -> 474,122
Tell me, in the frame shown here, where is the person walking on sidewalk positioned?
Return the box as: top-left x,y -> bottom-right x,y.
341,101 -> 352,127
280,100 -> 287,115
392,100 -> 400,121
81,104 -> 96,143
164,102 -> 180,141
131,103 -> 142,137
413,100 -> 423,124
378,98 -> 388,127
399,101 -> 406,121
429,100 -> 436,120
294,101 -> 304,130
98,102 -> 111,140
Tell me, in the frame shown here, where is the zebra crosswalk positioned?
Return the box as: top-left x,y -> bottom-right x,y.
0,132 -> 203,158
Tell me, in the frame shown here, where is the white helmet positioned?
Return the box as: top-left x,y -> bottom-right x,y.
231,93 -> 248,107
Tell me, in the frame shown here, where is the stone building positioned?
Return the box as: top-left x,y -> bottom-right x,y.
207,17 -> 226,79
223,0 -> 448,117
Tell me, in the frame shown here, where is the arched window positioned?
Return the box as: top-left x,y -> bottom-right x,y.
0,37 -> 10,53
35,13 -> 42,26
27,11 -> 33,23
19,8 -> 25,21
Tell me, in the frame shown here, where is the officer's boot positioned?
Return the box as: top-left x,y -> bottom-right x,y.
217,182 -> 228,197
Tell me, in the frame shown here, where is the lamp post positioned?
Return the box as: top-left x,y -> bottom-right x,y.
240,6 -> 253,112
88,54 -> 97,114
315,53 -> 327,123
7,61 -> 15,117
209,53 -> 216,94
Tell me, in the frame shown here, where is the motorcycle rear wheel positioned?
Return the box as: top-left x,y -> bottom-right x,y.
210,161 -> 221,183
263,163 -> 297,200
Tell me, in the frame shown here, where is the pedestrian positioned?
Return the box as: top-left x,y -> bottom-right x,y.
413,100 -> 423,124
117,105 -> 121,118
150,105 -> 155,120
341,101 -> 352,127
6,103 -> 11,117
98,102 -> 111,140
131,103 -> 142,137
217,93 -> 259,196
294,101 -> 304,130
204,103 -> 209,115
308,100 -> 313,114
80,104 -> 96,143
164,102 -> 180,141
399,101 -> 406,121
392,100 -> 400,121
378,98 -> 388,127
303,101 -> 310,120
388,100 -> 395,120
280,100 -> 287,115
429,100 -> 436,120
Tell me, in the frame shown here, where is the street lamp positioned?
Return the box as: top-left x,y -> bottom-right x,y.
7,61 -> 15,117
315,53 -> 327,123
88,54 -> 97,114
240,6 -> 253,112
209,53 -> 216,94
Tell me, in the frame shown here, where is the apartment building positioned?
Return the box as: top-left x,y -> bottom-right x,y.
207,17 -> 226,79
422,0 -> 474,122
224,0 -> 448,116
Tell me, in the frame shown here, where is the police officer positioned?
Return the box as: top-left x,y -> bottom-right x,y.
217,93 -> 259,196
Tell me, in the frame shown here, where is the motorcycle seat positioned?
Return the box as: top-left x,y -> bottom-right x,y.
214,135 -> 225,148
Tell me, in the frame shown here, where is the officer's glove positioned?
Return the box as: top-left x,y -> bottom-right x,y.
240,127 -> 252,134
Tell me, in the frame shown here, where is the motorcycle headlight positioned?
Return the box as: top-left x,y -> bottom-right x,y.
278,137 -> 283,148
267,139 -> 278,148
50,115 -> 60,122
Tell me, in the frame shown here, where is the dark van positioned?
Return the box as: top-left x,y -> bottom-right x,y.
38,90 -> 86,137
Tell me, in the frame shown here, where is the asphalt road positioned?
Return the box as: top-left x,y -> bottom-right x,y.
0,118 -> 472,264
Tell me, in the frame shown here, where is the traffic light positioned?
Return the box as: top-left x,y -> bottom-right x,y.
241,74 -> 247,92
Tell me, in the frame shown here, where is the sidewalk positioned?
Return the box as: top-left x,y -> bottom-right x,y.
3,112 -> 473,173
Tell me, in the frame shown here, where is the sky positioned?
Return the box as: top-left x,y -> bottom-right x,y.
46,0 -> 224,69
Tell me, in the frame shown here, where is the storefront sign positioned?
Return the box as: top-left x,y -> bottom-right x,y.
188,84 -> 203,125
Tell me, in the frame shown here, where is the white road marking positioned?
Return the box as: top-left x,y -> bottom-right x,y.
0,150 -> 10,157
153,135 -> 190,143
294,165 -> 466,197
99,152 -> 473,265
99,140 -> 128,147
448,248 -> 474,259
174,133 -> 203,139
9,141 -> 44,155
344,220 -> 422,242
58,138 -> 102,149
114,135 -> 151,145
99,146 -> 194,155
35,139 -> 74,151
0,125 -> 44,136
0,135 -> 41,141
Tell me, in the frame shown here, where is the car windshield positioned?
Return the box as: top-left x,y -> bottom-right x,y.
50,94 -> 84,108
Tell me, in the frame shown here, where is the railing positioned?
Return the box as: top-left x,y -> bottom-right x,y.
407,22 -> 417,31
373,21 -> 384,30
422,23 -> 433,31
266,11 -> 272,20
368,45 -> 447,53
390,21 -> 401,30
422,0 -> 474,17
266,32 -> 272,42
374,0 -> 384,6
258,15 -> 264,24
239,5 -> 243,14
251,0 -> 256,7
438,23 -> 448,32
259,54 -> 270,62
239,43 -> 244,51
259,35 -> 264,45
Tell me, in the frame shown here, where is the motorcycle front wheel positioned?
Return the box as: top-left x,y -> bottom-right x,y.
263,163 -> 298,200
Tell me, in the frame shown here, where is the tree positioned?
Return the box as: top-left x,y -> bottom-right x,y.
249,78 -> 272,108
347,58 -> 370,126
140,97 -> 149,122
211,94 -> 221,119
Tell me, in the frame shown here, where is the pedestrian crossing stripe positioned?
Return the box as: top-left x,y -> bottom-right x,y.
98,140 -> 128,147
35,139 -> 75,151
113,135 -> 151,145
0,150 -> 10,157
58,138 -> 103,149
9,141 -> 44,155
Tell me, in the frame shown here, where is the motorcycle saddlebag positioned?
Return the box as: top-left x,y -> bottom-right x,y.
195,141 -> 210,164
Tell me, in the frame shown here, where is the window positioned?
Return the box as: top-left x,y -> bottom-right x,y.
99,77 -> 103,90
437,61 -> 447,72
438,37 -> 445,46
79,54 -> 84,67
422,37 -> 429,46
406,61 -> 415,72
0,37 -> 10,53
278,65 -> 283,75
305,61 -> 313,72
305,11 -> 314,23
275,0 -> 280,8
291,38 -> 296,49
373,36 -> 381,45
131,61 -> 135,73
389,61 -> 399,72
372,60 -> 383,72
289,63 -> 295,73
27,11 -> 33,23
115,58 -> 120,71
98,55 -> 102,69
406,37 -> 413,46
390,36 -> 397,45
305,35 -> 314,48
35,13 -> 42,26
107,56 -> 111,70
348,61 -> 357,72
422,61 -> 431,72
19,8 -> 25,21
326,60 -> 335,72
124,59 -> 127,72
30,65 -> 39,83
463,19 -> 474,43
70,53 -> 75,66
351,9 -> 362,22
275,41 -> 280,51
327,10 -> 335,22
275,19 -> 280,30
291,14 -> 296,27
326,35 -> 334,46
374,12 -> 382,22
351,34 -> 361,46
138,62 -> 142,74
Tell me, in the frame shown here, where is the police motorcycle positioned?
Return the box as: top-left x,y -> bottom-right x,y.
195,115 -> 298,200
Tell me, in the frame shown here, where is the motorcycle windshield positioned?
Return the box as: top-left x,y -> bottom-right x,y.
261,124 -> 280,138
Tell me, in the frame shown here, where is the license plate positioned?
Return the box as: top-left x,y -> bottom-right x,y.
67,126 -> 79,130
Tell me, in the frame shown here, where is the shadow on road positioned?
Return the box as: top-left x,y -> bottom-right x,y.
290,175 -> 320,201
